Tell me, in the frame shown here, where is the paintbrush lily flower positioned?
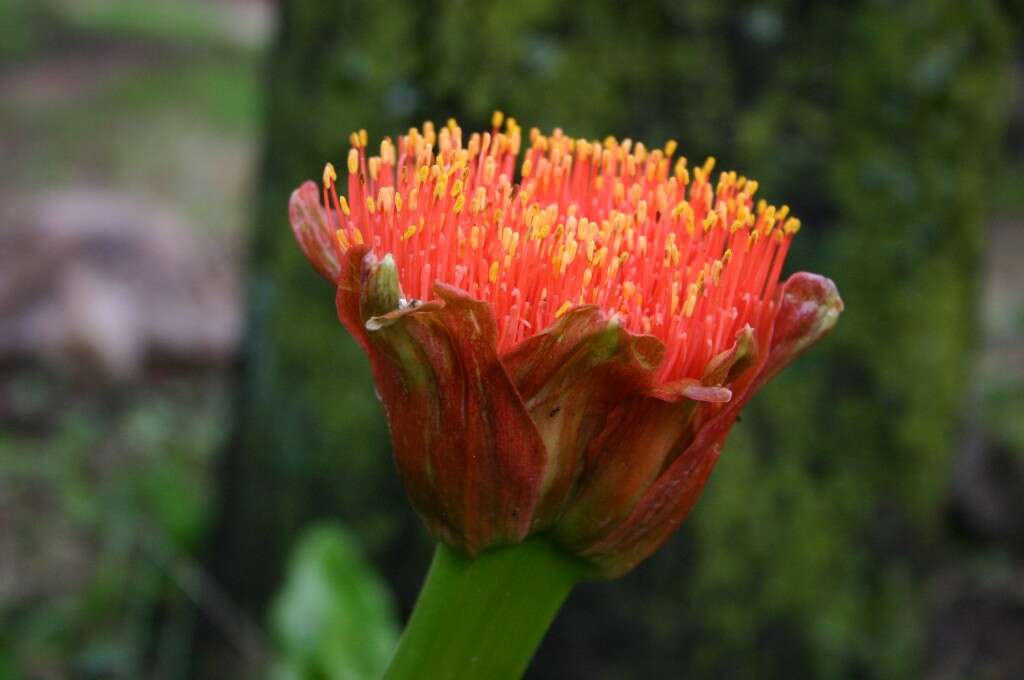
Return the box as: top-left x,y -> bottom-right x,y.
289,114 -> 842,578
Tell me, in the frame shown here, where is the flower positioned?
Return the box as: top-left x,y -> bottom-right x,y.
289,114 -> 842,576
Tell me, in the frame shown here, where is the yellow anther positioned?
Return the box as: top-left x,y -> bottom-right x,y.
339,196 -> 350,216
352,228 -> 364,245
401,224 -> 417,241
683,284 -> 698,317
365,196 -> 376,213
492,110 -> 504,129
783,217 -> 802,234
555,301 -> 572,319
489,261 -> 500,283
395,192 -> 403,212
701,156 -> 716,176
703,214 -> 717,232
664,139 -> 678,157
762,205 -> 776,230
521,159 -> 533,178
613,181 -> 626,204
453,193 -> 465,214
323,162 -> 337,187
645,159 -> 658,182
711,259 -> 724,285
336,229 -> 350,250
623,281 -> 637,301
471,187 -> 486,214
358,129 -> 368,147
735,204 -> 751,226
722,248 -> 733,264
347,149 -> 359,174
451,179 -> 463,198
380,138 -> 395,164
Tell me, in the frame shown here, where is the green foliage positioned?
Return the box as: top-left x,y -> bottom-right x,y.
270,524 -> 399,680
0,373 -> 228,678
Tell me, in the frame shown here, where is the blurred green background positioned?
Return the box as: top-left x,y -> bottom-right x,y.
2,0 -> 1023,678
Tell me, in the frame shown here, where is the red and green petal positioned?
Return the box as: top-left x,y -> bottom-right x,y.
501,308 -> 664,525
551,324 -> 759,553
569,272 -> 842,576
337,247 -> 548,555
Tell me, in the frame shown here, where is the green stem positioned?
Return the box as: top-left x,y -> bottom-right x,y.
382,536 -> 588,680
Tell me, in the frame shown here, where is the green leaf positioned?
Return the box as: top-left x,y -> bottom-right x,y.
270,524 -> 399,680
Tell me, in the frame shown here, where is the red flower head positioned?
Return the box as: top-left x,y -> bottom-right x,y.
289,114 -> 842,577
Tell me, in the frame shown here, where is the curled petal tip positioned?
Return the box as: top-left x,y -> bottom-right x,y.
679,383 -> 733,403
366,299 -> 446,331
776,272 -> 843,358
364,315 -> 390,332
649,378 -> 732,403
288,180 -> 341,282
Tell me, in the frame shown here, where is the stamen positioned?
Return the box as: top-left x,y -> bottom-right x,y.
323,119 -> 800,382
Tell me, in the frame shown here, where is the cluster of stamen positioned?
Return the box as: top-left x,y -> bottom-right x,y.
320,113 -> 800,383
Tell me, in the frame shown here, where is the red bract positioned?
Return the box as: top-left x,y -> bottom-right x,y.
289,115 -> 842,576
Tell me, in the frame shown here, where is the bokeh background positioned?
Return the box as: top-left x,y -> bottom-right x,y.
2,1 -> 1023,678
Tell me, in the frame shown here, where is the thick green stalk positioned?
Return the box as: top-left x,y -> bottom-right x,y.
382,536 -> 588,680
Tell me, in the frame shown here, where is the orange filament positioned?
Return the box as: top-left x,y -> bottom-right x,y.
320,116 -> 797,383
